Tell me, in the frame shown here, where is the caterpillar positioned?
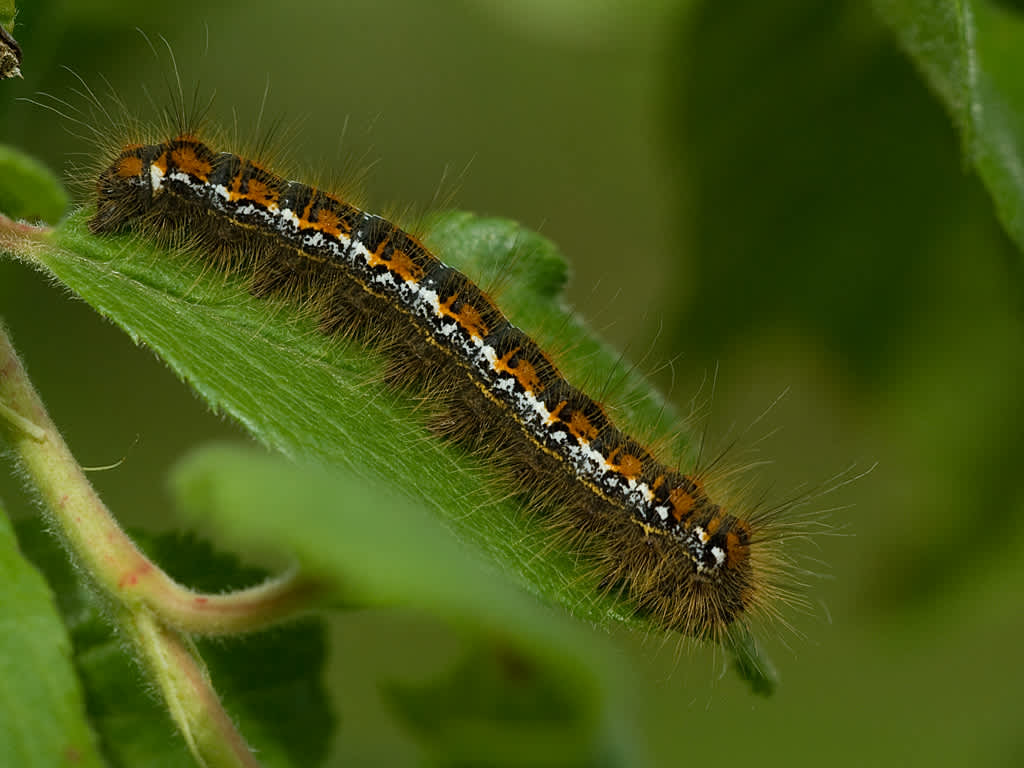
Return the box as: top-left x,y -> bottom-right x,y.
86,130 -> 799,644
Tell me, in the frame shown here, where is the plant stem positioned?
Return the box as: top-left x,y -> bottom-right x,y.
0,324 -> 326,633
0,323 -> 327,765
128,607 -> 261,768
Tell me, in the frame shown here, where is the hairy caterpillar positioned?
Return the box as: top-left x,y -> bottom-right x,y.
83,127 -> 804,644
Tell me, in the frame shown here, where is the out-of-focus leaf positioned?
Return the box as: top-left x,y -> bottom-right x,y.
0,143 -> 68,223
171,444 -> 642,767
667,0 -> 1024,611
667,0 -> 1008,385
0,506 -> 105,768
876,0 -> 1024,257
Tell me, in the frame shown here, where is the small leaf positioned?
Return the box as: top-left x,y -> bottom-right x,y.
0,504 -> 105,768
0,144 -> 68,224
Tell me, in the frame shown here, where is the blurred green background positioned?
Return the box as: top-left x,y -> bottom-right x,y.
2,0 -> 1023,765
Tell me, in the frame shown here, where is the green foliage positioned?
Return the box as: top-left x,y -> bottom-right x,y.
0,3 -> 15,32
3,0 -> 1024,765
667,0 -> 1016,385
0,144 -> 67,224
876,0 -> 1024,254
172,444 -> 636,767
2,197 -> 697,761
384,644 -> 616,768
0,137 -> 738,764
0,507 -> 105,767
667,0 -> 1024,617
14,521 -> 332,767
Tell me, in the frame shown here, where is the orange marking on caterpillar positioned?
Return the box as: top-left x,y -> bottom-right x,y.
244,178 -> 278,207
725,529 -> 749,568
307,205 -> 348,236
387,248 -> 426,283
546,400 -> 568,424
439,294 -> 489,338
494,348 -> 542,394
116,154 -> 144,178
606,447 -> 642,479
171,143 -> 212,181
669,487 -> 695,522
568,410 -> 598,442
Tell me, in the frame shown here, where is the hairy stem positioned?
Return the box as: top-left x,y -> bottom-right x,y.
0,323 -> 327,765
127,608 -> 260,768
0,324 -> 326,633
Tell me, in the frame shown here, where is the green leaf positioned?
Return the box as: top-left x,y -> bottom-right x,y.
15,521 -> 333,767
0,144 -> 68,224
0,3 -> 15,33
0,504 -> 105,768
384,643 -> 616,768
666,0 -> 1022,609
10,206 -> 774,692
666,0 -> 1003,385
171,444 -> 639,767
875,0 -> 1024,256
